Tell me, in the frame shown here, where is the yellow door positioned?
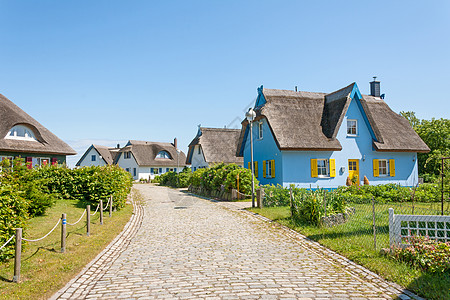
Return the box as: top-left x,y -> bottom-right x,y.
348,159 -> 359,185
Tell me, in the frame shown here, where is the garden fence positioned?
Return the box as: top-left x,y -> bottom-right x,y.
0,196 -> 115,283
262,187 -> 450,254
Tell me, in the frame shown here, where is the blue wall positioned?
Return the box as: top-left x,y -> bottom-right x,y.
243,118 -> 283,185
281,96 -> 419,188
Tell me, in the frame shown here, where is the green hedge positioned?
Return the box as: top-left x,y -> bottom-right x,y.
0,159 -> 132,262
156,168 -> 193,188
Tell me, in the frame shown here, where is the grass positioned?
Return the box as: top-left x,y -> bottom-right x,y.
249,202 -> 450,300
0,195 -> 133,300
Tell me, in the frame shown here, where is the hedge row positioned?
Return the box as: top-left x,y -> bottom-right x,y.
156,163 -> 258,195
0,159 -> 132,262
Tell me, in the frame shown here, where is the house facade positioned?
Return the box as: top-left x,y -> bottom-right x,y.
115,139 -> 187,180
0,93 -> 76,167
237,81 -> 430,189
186,127 -> 244,171
75,144 -> 120,167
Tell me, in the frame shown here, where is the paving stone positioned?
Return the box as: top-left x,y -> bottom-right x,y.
51,185 -> 421,300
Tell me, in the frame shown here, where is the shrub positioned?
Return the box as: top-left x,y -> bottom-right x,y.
391,236 -> 450,273
224,167 -> 258,195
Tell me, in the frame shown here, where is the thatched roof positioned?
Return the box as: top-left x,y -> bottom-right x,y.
75,144 -> 119,166
115,140 -> 187,167
186,127 -> 243,165
237,83 -> 430,155
0,93 -> 76,156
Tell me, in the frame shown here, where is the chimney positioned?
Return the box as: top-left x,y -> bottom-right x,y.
173,138 -> 177,149
116,143 -> 120,149
370,76 -> 381,97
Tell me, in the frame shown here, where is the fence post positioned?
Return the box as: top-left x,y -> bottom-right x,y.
109,196 -> 113,218
100,200 -> 103,225
289,186 -> 293,217
61,213 -> 66,253
259,187 -> 264,208
372,196 -> 376,251
86,205 -> 90,237
13,228 -> 22,283
389,208 -> 394,248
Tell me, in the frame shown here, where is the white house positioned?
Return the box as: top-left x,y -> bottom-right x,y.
186,127 -> 244,171
76,144 -> 120,167
115,139 -> 187,180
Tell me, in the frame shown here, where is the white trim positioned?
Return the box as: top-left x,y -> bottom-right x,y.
317,159 -> 330,178
378,159 -> 389,177
347,119 -> 358,136
258,121 -> 263,139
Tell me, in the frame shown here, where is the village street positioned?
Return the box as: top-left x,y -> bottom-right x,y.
53,185 -> 418,300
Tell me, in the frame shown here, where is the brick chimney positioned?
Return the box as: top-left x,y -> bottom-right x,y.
370,76 -> 381,97
173,138 -> 177,149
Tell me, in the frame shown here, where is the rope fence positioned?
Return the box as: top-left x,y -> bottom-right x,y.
0,196 -> 115,283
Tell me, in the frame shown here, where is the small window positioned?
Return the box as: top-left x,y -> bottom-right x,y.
5,125 -> 37,141
258,122 -> 263,139
133,168 -> 136,176
198,146 -> 201,155
156,151 -> 171,159
317,159 -> 329,177
265,160 -> 272,178
379,159 -> 388,176
347,119 -> 357,136
124,152 -> 131,159
125,168 -> 130,172
91,155 -> 96,162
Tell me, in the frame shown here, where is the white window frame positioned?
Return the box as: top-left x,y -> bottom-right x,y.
317,159 -> 330,178
5,125 -> 37,141
258,121 -> 263,139
265,160 -> 272,178
347,119 -> 357,136
378,159 -> 388,176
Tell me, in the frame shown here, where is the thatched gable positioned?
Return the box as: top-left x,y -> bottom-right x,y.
75,144 -> 119,166
0,93 -> 76,156
237,83 -> 430,155
186,127 -> 243,165
116,140 -> 186,167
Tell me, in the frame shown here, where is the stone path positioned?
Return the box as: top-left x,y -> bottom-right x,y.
52,185 -> 421,299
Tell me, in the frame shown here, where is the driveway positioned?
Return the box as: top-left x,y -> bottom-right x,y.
53,185 -> 418,299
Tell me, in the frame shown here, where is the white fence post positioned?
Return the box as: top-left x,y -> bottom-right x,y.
389,208 -> 395,248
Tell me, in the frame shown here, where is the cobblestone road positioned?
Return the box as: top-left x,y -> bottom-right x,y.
53,185 -> 419,300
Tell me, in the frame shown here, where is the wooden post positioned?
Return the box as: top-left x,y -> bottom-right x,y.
109,196 -> 113,218
86,205 -> 90,237
372,196 -> 377,250
100,200 -> 103,225
61,213 -> 66,253
13,228 -> 22,283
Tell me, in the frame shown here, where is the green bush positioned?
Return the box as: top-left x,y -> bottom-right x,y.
191,168 -> 207,187
0,181 -> 28,261
157,168 -> 192,188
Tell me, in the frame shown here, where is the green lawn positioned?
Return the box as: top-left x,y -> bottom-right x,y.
0,194 -> 134,300
249,202 -> 450,300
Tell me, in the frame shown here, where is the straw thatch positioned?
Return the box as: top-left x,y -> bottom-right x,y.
186,127 -> 243,165
0,93 -> 76,156
237,83 -> 430,155
75,144 -> 119,166
115,140 -> 187,167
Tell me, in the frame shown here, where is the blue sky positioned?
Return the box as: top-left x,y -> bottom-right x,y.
1,1 -> 449,167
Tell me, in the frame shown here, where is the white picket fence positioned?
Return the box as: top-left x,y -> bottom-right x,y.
389,208 -> 450,247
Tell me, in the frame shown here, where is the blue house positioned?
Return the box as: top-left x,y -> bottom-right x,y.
236,80 -> 430,189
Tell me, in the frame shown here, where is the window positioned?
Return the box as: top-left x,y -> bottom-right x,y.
347,119 -> 357,136
258,121 -> 263,139
124,152 -> 131,159
151,168 -> 159,175
317,159 -> 329,177
156,151 -> 171,159
133,168 -> 136,177
5,125 -> 37,141
125,168 -> 130,173
91,155 -> 96,162
198,146 -> 201,155
378,159 -> 388,176
266,160 -> 272,178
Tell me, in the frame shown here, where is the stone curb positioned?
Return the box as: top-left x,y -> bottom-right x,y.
50,197 -> 144,300
203,196 -> 425,300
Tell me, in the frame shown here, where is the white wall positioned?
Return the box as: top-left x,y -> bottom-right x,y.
78,148 -> 107,167
116,152 -> 139,180
190,145 -> 209,171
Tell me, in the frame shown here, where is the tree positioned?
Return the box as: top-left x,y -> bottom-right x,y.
400,111 -> 420,129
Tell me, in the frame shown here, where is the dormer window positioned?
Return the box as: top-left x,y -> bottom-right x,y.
5,125 -> 37,141
156,151 -> 171,159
